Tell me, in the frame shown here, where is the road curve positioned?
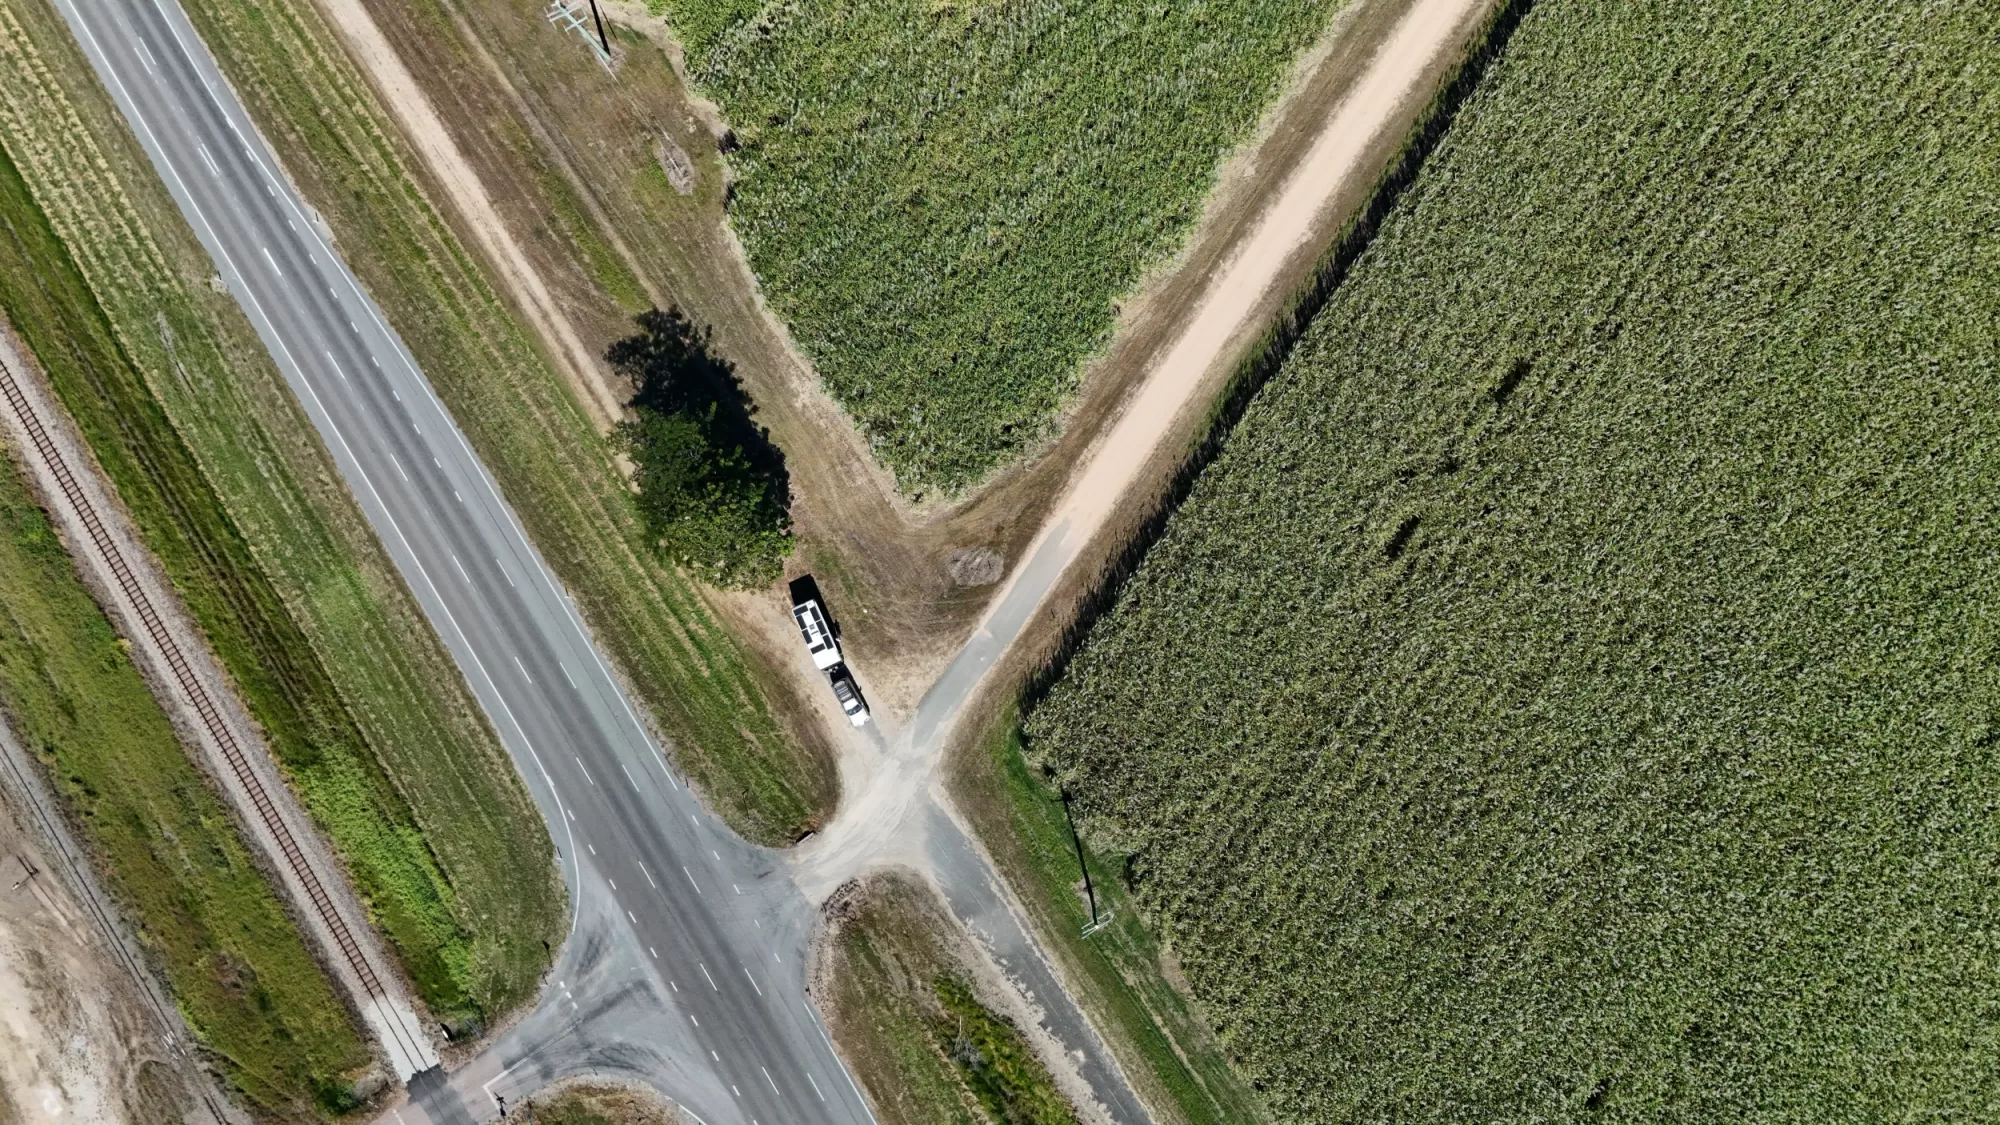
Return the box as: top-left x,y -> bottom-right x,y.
46,0 -> 872,1121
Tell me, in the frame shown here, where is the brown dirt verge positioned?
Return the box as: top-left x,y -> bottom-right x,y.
523,1079 -> 692,1125
0,717 -> 238,1125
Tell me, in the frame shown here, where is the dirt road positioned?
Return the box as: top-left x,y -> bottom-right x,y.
789,0 -> 1498,1114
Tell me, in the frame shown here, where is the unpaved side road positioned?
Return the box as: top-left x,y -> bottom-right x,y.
803,0 -> 1500,893
0,322 -> 438,1082
794,0 -> 1500,1117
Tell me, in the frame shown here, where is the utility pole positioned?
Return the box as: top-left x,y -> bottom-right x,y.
585,0 -> 610,56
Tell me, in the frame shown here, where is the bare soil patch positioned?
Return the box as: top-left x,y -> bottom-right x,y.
0,739 -> 226,1125
524,1079 -> 691,1125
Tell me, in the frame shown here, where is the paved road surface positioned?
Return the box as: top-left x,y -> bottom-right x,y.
47,0 -> 878,1120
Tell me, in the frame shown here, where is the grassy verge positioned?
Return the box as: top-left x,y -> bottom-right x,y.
166,0 -> 834,844
0,438 -> 369,1120
951,709 -> 1266,1125
822,871 -> 1080,1125
659,0 -> 1347,493
525,1083 -> 680,1125
1023,1 -> 2000,1119
0,0 -> 559,1026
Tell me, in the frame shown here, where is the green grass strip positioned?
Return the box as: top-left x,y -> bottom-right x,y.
969,713 -> 1267,1125
168,0 -> 833,845
0,116 -> 484,1024
0,432 -> 370,1119
0,0 -> 561,1026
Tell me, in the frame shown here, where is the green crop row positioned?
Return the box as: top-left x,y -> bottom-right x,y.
0,425 -> 369,1119
660,0 -> 1342,493
0,0 -> 560,1027
1026,1 -> 2000,1120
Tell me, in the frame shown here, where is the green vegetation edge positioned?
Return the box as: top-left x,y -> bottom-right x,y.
169,0 -> 835,844
0,0 -> 561,1027
823,871 -> 1082,1125
0,397 -> 370,1118
951,708 -> 1267,1125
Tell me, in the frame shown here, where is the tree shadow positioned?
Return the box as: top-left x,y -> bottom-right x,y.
606,306 -> 790,509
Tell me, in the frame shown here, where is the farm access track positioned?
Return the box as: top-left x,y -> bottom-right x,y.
0,341 -> 436,1078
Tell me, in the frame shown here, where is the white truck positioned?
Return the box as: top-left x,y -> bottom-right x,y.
789,577 -> 870,727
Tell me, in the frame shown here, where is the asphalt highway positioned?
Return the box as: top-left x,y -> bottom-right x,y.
48,0 -> 876,1121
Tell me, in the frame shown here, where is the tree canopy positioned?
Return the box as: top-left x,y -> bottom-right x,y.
610,308 -> 791,588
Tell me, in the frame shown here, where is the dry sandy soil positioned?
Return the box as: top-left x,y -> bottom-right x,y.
0,750 -> 228,1125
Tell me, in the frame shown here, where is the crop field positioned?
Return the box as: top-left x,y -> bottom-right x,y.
0,446 -> 369,1118
0,0 -> 559,1027
1025,1 -> 2000,1120
170,0 -> 836,844
661,0 -> 1342,492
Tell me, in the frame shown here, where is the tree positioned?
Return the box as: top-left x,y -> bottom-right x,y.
610,308 -> 791,588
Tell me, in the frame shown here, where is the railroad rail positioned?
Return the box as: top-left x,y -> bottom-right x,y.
0,349 -> 431,1072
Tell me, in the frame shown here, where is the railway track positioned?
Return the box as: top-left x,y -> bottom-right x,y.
0,348 -> 431,1073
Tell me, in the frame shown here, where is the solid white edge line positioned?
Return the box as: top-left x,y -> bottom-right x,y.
115,0 -> 585,946
63,7 -> 450,1072
113,12 -> 879,1117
